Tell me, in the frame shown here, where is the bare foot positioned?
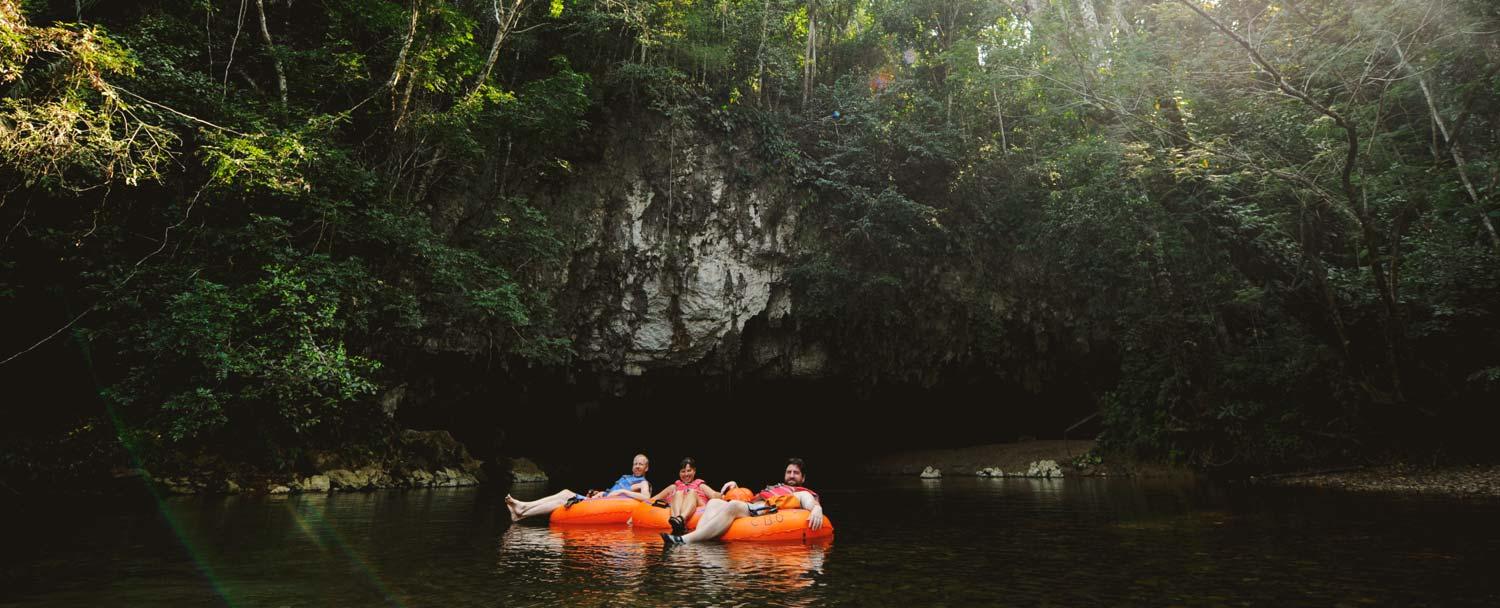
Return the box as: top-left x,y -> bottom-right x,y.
505,495 -> 524,522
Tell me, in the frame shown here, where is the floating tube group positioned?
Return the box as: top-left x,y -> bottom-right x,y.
548,498 -> 833,542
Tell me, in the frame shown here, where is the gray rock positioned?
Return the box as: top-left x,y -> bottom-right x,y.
531,132 -> 801,376
510,457 -> 549,483
297,474 -> 331,493
325,469 -> 365,491
1026,460 -> 1064,479
268,485 -> 291,494
400,429 -> 481,473
435,467 -> 463,487
976,467 -> 1005,478
379,384 -> 407,418
356,466 -> 391,489
920,466 -> 942,479
405,469 -> 435,487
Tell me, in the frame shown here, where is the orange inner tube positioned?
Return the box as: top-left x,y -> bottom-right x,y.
548,497 -> 640,525
720,509 -> 833,542
630,502 -> 703,529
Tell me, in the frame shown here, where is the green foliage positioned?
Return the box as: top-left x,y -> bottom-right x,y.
3,0 -> 1499,475
0,9 -> 177,188
1,0 -> 586,468
107,262 -> 381,447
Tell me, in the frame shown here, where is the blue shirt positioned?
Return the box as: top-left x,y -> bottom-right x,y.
608,474 -> 646,493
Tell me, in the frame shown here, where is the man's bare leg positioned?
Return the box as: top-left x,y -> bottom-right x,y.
507,489 -> 577,521
677,498 -> 750,543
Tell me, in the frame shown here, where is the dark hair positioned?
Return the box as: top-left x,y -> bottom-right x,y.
786,457 -> 805,473
679,457 -> 697,470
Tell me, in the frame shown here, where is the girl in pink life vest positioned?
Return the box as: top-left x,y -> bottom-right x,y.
648,457 -> 723,535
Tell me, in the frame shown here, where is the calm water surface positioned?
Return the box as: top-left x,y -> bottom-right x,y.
3,477 -> 1498,606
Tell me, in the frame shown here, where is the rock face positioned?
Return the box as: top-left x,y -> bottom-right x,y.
545,126 -> 821,378
326,467 -> 394,491
434,467 -> 481,487
509,457 -> 548,483
399,429 -> 482,473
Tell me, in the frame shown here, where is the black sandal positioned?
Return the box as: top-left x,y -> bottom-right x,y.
669,515 -> 686,535
564,495 -> 586,509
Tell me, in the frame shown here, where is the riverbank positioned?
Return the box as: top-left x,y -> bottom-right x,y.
1255,463 -> 1500,498
1,429 -> 495,496
863,440 -> 1182,478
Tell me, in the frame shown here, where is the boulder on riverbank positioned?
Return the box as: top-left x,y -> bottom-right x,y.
508,457 -> 548,483
326,467 -> 395,491
868,440 -> 1104,478
292,474 -> 331,492
973,461 -> 1065,479
919,466 -> 942,479
1027,460 -> 1064,479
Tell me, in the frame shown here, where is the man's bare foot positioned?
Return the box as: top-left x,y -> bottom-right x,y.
504,495 -> 524,522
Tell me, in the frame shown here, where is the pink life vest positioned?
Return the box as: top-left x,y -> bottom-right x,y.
673,478 -> 709,502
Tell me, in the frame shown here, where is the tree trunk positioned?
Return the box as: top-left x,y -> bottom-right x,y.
755,0 -> 771,106
473,0 -> 528,96
1077,0 -> 1103,67
1393,42 -> 1500,251
254,0 -> 287,106
388,0 -> 421,90
802,0 -> 816,109
991,85 -> 1008,154
1109,0 -> 1129,36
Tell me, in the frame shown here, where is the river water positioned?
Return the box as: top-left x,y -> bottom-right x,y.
2,477 -> 1497,606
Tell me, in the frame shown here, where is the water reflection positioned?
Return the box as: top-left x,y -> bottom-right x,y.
656,540 -> 829,604
8,479 -> 1500,607
499,525 -> 649,581
498,523 -> 831,607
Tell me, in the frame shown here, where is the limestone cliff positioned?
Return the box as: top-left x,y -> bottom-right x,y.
545,124 -> 819,377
